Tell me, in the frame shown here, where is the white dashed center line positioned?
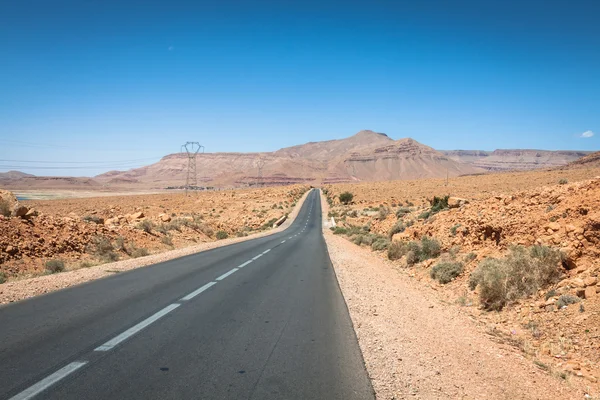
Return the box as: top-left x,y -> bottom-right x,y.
180,281 -> 217,301
216,268 -> 238,281
11,196 -> 322,399
237,260 -> 253,268
95,303 -> 181,352
9,362 -> 88,400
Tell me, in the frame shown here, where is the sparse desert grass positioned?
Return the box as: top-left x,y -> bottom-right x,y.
0,271 -> 6,284
469,245 -> 562,310
216,230 -> 228,240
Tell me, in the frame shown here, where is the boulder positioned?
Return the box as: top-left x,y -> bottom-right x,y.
548,222 -> 561,231
159,213 -> 171,222
131,211 -> 144,219
584,276 -> 598,287
12,205 -> 29,218
24,208 -> 38,218
584,286 -> 597,299
0,190 -> 19,216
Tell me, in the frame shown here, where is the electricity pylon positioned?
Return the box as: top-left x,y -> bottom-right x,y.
254,157 -> 265,187
181,142 -> 204,195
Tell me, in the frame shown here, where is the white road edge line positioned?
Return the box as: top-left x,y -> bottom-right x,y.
281,240 -> 286,243
262,249 -> 271,254
180,281 -> 217,301
252,254 -> 262,260
9,361 -> 88,400
237,260 -> 253,268
95,303 -> 180,352
216,268 -> 238,281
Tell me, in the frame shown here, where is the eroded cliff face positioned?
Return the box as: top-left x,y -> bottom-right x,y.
442,149 -> 592,171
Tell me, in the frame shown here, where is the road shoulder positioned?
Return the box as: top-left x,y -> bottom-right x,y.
320,190 -> 586,399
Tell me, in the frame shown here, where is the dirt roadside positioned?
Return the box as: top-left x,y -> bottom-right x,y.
0,189 -> 312,305
320,190 -> 590,399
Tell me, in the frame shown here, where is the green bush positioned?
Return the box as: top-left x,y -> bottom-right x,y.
45,259 -> 65,274
420,237 -> 441,260
131,247 -> 149,258
558,178 -> 568,185
0,199 -> 11,217
332,226 -> 348,235
464,252 -> 477,263
82,215 -> 103,224
430,195 -> 449,214
371,238 -> 390,251
388,221 -> 405,238
406,250 -> 419,266
136,219 -> 154,233
377,207 -> 390,221
418,210 -> 431,220
469,245 -> 562,310
450,224 -> 461,236
430,261 -> 464,284
216,230 -> 229,240
556,294 -> 580,308
161,235 -> 174,246
86,236 -> 118,263
352,234 -> 364,245
339,192 -> 354,205
387,242 -> 406,260
395,207 -> 411,218
0,271 -> 6,284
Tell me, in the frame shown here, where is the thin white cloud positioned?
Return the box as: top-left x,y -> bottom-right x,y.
580,130 -> 594,138
168,46 -> 174,51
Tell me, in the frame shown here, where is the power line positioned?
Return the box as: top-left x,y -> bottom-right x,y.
0,157 -> 160,164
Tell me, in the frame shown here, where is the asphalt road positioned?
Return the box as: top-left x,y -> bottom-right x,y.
0,189 -> 374,400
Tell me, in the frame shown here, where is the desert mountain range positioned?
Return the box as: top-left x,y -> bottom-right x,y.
0,130 -> 594,190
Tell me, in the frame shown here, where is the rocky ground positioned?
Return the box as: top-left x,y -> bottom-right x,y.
0,185 -> 309,282
323,166 -> 600,398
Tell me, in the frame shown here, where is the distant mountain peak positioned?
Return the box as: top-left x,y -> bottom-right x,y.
353,130 -> 389,138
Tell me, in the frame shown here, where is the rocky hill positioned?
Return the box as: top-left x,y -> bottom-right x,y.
2,131 -> 592,190
94,131 -> 484,188
442,149 -> 592,171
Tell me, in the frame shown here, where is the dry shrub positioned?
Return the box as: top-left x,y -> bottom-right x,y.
430,261 -> 464,284
387,241 -> 405,260
469,245 -> 562,310
136,219 -> 154,233
371,237 -> 390,251
131,247 -> 149,258
45,259 -> 65,273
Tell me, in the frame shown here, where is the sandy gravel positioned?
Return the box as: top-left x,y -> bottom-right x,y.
320,191 -> 588,400
0,190 -> 311,305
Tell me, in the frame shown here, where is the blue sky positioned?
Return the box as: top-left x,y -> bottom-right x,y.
1,0 -> 598,176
